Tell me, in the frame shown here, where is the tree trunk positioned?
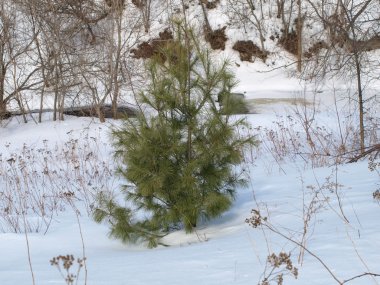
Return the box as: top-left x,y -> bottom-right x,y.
112,79 -> 119,119
0,73 -> 5,118
53,88 -> 58,121
59,91 -> 65,121
53,57 -> 59,121
297,0 -> 302,72
112,10 -> 122,119
142,0 -> 152,33
0,100 -> 7,119
15,96 -> 27,123
354,54 -> 365,154
0,45 -> 6,118
339,0 -> 366,154
276,0 -> 285,19
39,87 -> 44,123
96,105 -> 106,123
199,0 -> 212,32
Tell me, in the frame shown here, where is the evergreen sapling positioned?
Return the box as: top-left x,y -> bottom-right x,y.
94,23 -> 255,248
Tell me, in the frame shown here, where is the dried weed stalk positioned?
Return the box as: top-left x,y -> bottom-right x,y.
260,252 -> 298,285
246,206 -> 380,284
369,158 -> 380,203
256,90 -> 378,170
0,129 -> 116,233
50,254 -> 86,285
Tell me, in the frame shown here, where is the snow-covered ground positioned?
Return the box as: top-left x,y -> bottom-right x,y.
1,67 -> 379,285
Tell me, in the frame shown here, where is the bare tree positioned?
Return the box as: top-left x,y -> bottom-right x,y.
130,0 -> 153,33
297,0 -> 303,72
304,0 -> 380,153
0,0 -> 43,119
225,0 -> 269,59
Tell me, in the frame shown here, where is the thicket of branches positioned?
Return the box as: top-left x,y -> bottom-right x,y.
0,0 -> 146,121
1,0 -> 379,134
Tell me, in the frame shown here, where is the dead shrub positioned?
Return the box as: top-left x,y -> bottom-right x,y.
304,41 -> 329,59
131,0 -> 144,8
373,190 -> 380,201
104,0 -> 125,9
0,111 -> 12,120
278,30 -> 298,55
130,41 -> 154,59
63,104 -> 137,119
232,40 -> 268,62
204,26 -> 228,50
200,0 -> 220,9
130,29 -> 173,59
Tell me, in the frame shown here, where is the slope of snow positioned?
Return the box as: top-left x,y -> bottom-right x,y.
1,81 -> 379,285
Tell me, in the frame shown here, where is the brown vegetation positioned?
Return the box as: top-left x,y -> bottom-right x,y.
327,13 -> 380,53
233,40 -> 268,62
204,26 -> 228,50
347,36 -> 380,52
104,0 -> 125,9
278,30 -> 298,55
63,105 -> 137,119
130,29 -> 173,59
131,0 -> 144,8
200,0 -> 220,9
0,111 -> 12,120
304,41 -> 329,59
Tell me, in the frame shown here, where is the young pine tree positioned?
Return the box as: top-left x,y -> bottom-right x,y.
94,24 -> 255,248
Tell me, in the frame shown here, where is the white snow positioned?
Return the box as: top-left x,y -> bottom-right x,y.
1,70 -> 379,285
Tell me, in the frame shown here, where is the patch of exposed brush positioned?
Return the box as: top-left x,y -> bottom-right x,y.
233,40 -> 268,62
304,41 -> 329,59
104,0 -> 125,9
131,0 -> 144,8
204,26 -> 228,50
278,30 -> 298,55
130,29 -> 173,59
200,0 -> 220,9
